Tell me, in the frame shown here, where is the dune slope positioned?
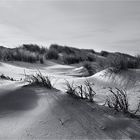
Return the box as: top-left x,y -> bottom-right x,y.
0,84 -> 140,139
0,61 -> 140,139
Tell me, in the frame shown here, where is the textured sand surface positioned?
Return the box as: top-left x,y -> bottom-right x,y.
0,61 -> 140,139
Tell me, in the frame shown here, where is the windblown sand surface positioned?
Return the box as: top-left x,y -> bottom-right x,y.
0,61 -> 140,139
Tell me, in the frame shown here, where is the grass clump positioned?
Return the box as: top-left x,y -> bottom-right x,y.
65,81 -> 79,98
135,55 -> 140,68
106,87 -> 140,117
107,88 -> 129,113
45,49 -> 59,60
63,55 -> 83,64
26,72 -> 53,89
107,54 -> 128,73
107,53 -> 140,73
65,80 -> 96,102
83,61 -> 96,76
100,51 -> 109,57
0,74 -> 14,81
84,80 -> 96,102
0,45 -> 47,64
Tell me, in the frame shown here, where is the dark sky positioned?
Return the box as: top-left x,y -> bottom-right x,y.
0,0 -> 140,55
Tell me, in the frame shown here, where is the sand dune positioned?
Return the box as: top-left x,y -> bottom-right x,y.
0,61 -> 140,139
0,85 -> 140,139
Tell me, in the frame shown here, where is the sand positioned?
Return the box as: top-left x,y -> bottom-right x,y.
0,61 -> 140,139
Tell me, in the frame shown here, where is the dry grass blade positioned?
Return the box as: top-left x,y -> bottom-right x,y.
107,88 -> 129,113
107,87 -> 140,117
84,80 -> 96,102
25,72 -> 53,89
65,80 -> 96,102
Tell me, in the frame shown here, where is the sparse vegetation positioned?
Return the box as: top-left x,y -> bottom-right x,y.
107,87 -> 129,113
49,44 -> 96,64
107,53 -> 140,73
83,61 -> 96,76
0,44 -> 140,71
0,74 -> 14,81
45,49 -> 59,60
100,51 -> 109,57
135,55 -> 140,68
107,54 -> 128,72
84,80 -> 96,102
39,57 -> 44,64
25,72 -> 53,89
65,80 -> 96,102
50,44 -> 76,54
0,45 -> 47,64
65,81 -> 78,98
106,87 -> 140,116
21,44 -> 47,54
87,54 -> 96,62
63,55 -> 83,64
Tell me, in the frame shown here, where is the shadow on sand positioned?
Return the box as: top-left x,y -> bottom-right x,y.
0,87 -> 39,116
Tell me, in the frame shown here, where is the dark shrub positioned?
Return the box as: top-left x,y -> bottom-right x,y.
21,44 -> 47,54
0,74 -> 15,81
50,44 -> 76,54
107,54 -> 128,72
63,55 -> 82,64
100,51 -> 109,57
46,49 -> 59,60
87,54 -> 96,62
107,53 -> 140,72
39,57 -> 44,64
135,55 -> 140,68
83,61 -> 96,76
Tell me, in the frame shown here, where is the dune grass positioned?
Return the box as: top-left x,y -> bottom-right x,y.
107,87 -> 129,113
65,81 -> 140,118
0,74 -> 14,81
25,72 -> 53,89
107,54 -> 140,73
106,87 -> 140,117
65,80 -> 96,102
83,61 -> 96,76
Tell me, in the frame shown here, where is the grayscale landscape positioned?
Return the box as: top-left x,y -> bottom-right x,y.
0,0 -> 140,140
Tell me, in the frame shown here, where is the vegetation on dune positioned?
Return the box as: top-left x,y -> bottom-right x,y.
21,44 -> 47,54
1,44 -> 140,121
65,81 -> 78,98
0,74 -> 14,81
106,53 -> 140,73
83,61 -> 96,76
65,81 -> 140,117
0,44 -> 140,71
106,87 -> 140,117
65,80 -> 96,102
49,44 -> 96,64
39,56 -> 44,64
0,45 -> 46,64
0,44 -> 96,64
63,54 -> 83,64
50,44 -> 77,54
100,51 -> 109,57
106,87 -> 129,113
25,72 -> 53,89
45,49 -> 59,60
